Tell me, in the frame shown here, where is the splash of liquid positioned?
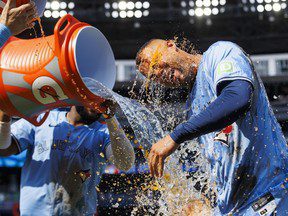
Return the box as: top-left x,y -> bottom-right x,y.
36,17 -> 45,37
82,77 -> 215,215
146,46 -> 162,93
36,17 -> 55,53
173,36 -> 197,55
29,17 -> 55,70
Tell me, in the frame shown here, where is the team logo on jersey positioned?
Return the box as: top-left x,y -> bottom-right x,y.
216,61 -> 233,74
214,125 -> 233,147
75,169 -> 92,183
32,76 -> 68,104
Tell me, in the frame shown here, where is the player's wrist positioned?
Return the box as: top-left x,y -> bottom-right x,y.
100,99 -> 118,120
0,120 -> 11,149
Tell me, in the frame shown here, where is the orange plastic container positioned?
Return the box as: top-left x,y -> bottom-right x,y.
0,14 -> 116,125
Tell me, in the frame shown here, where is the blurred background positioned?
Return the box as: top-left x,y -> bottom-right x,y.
1,0 -> 288,215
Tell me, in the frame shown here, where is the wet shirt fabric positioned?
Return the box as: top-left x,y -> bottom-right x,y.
11,111 -> 111,216
186,41 -> 288,215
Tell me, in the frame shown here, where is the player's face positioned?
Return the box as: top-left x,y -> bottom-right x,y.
75,106 -> 101,124
137,39 -> 195,88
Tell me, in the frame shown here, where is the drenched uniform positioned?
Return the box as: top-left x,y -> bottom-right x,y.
11,111 -> 110,216
187,41 -> 288,215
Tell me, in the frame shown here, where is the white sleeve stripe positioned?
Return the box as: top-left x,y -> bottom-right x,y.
215,76 -> 254,90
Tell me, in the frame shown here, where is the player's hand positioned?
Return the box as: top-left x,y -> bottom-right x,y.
148,135 -> 179,178
0,0 -> 37,35
100,99 -> 118,119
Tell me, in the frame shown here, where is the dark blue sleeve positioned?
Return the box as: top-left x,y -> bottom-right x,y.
170,80 -> 253,144
0,23 -> 11,48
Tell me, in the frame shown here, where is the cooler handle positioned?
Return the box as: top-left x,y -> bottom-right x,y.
27,111 -> 50,126
54,14 -> 80,53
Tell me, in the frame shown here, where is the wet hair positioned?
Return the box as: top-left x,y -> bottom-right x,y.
75,106 -> 101,125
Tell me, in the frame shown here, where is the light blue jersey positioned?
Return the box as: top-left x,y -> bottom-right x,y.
11,110 -> 111,216
188,41 -> 288,215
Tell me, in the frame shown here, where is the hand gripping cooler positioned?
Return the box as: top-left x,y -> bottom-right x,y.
0,15 -> 116,126
0,0 -> 46,16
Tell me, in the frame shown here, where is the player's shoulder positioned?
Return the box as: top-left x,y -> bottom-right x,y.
203,41 -> 246,67
90,122 -> 110,142
209,41 -> 239,49
90,121 -> 108,132
206,41 -> 241,54
37,109 -> 67,126
12,110 -> 66,129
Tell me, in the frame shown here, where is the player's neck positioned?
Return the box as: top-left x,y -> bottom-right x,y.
186,53 -> 202,90
189,53 -> 202,69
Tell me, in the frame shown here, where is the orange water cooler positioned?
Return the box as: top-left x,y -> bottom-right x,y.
0,14 -> 116,125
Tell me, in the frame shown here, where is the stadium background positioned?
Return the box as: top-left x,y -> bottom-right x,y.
1,0 -> 288,215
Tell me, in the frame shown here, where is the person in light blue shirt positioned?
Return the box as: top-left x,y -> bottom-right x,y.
0,0 -> 37,47
0,106 -> 135,215
136,39 -> 288,215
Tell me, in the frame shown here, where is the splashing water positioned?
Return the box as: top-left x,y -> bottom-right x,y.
83,77 -> 163,149
145,46 -> 162,93
83,77 -> 215,215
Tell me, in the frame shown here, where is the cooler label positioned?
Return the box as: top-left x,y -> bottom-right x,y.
32,76 -> 68,104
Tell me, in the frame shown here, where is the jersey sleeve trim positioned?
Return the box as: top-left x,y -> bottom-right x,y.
215,76 -> 254,90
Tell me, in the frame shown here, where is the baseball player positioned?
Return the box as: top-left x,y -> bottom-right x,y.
136,39 -> 288,215
0,105 -> 135,215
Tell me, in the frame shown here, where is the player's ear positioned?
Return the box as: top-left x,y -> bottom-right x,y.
166,40 -> 175,48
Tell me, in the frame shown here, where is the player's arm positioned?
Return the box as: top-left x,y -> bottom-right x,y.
104,116 -> 135,171
0,111 -> 20,156
170,79 -> 253,144
148,79 -> 253,177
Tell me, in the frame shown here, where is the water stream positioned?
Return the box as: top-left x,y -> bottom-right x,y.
83,77 -> 214,215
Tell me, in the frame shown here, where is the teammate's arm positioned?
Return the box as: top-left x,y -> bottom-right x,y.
0,0 -> 37,47
105,116 -> 135,172
0,110 -> 20,156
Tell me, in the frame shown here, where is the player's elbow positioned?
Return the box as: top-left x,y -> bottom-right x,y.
231,81 -> 253,117
237,90 -> 253,115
